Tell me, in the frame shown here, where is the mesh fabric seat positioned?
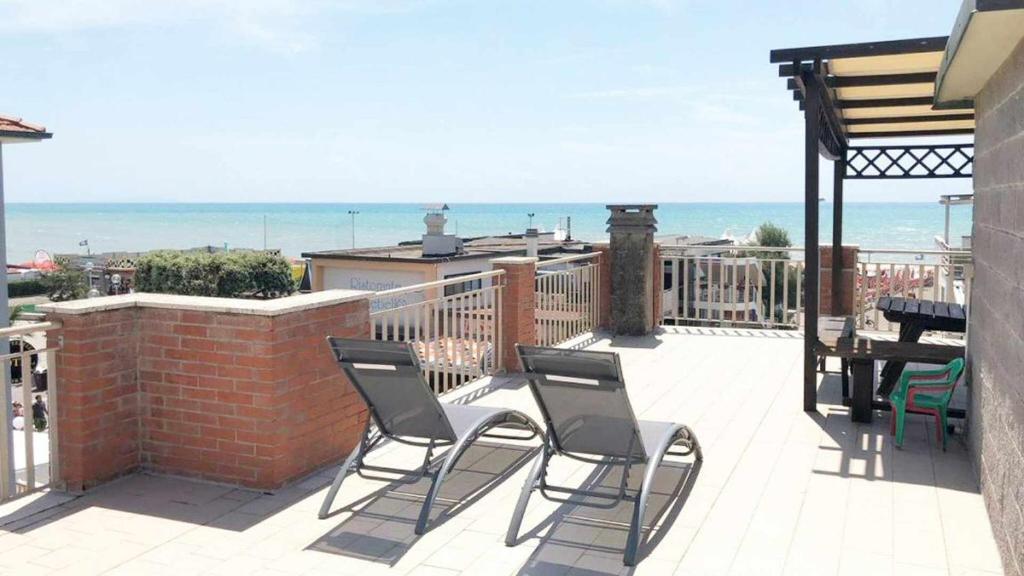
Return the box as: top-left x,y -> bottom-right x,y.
318,338 -> 541,535
505,345 -> 702,566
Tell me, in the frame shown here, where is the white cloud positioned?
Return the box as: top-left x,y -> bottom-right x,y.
0,0 -> 418,52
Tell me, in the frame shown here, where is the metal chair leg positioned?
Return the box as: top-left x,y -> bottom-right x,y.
505,444 -> 550,546
318,438 -> 367,519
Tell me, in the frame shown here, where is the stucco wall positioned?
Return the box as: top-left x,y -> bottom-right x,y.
969,37 -> 1024,576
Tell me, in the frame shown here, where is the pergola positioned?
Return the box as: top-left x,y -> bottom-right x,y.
769,37 -> 975,412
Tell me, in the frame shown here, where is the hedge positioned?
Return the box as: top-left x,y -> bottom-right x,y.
135,251 -> 295,299
8,279 -> 48,298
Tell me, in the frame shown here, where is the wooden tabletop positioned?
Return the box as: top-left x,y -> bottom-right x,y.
876,297 -> 967,332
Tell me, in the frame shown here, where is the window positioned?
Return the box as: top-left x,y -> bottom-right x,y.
444,272 -> 483,296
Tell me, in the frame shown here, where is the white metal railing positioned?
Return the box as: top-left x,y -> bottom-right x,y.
0,321 -> 61,503
856,249 -> 972,332
535,253 -> 601,346
661,247 -> 806,329
369,271 -> 503,394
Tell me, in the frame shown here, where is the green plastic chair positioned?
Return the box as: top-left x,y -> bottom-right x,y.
889,358 -> 964,450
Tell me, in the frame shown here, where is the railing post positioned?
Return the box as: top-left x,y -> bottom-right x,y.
491,257 -> 537,371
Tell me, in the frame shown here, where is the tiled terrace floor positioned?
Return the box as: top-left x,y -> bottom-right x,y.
0,327 -> 1005,576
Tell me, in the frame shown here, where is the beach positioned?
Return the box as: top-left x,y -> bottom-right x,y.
6,202 -> 972,263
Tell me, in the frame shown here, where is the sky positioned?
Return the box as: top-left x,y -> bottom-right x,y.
0,0 -> 973,204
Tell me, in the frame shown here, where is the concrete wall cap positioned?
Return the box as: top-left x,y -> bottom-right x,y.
490,256 -> 539,264
37,289 -> 372,317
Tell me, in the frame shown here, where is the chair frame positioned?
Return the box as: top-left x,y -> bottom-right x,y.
318,338 -> 542,535
505,345 -> 702,566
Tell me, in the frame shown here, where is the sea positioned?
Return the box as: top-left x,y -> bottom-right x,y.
4,202 -> 973,264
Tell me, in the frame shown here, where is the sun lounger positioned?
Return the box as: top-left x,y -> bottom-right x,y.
506,345 -> 702,566
318,337 -> 542,534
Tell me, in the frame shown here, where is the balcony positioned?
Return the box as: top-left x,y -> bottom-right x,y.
0,326 -> 1001,575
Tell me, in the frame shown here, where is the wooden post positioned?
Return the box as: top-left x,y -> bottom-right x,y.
832,156 -> 845,316
802,70 -> 821,413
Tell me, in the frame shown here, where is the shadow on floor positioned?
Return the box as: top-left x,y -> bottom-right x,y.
809,372 -> 980,494
514,458 -> 701,576
309,441 -> 537,566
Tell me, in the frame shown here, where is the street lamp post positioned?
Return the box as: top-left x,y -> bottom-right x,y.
527,212 -> 535,229
348,210 -> 359,248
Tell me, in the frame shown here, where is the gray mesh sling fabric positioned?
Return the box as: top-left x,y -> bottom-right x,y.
516,346 -> 645,461
319,338 -> 542,535
327,338 -> 456,442
507,344 -> 703,566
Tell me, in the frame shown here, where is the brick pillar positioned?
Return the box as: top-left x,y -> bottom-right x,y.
491,257 -> 537,371
651,243 -> 663,331
46,306 -> 141,492
820,245 -> 859,316
593,244 -> 612,329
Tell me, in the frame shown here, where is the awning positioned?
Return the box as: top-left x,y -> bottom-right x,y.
934,0 -> 1024,109
771,37 -> 974,141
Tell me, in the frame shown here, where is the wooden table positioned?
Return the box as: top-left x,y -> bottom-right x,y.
826,337 -> 965,423
875,297 -> 967,396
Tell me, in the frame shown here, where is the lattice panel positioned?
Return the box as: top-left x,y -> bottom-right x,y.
846,145 -> 973,179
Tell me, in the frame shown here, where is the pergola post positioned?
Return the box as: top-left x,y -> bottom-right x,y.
832,156 -> 845,315
802,70 -> 821,412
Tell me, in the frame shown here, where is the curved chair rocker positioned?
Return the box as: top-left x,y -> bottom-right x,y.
506,345 -> 702,566
890,357 -> 964,450
319,337 -> 542,535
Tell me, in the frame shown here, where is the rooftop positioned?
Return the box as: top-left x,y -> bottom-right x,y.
0,329 -> 1001,575
0,114 -> 52,143
303,234 -> 584,262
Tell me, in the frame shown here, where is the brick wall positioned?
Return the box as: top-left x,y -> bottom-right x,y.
491,257 -> 537,371
48,309 -> 140,492
969,38 -> 1024,576
594,244 -> 612,329
819,245 -> 859,316
44,292 -> 372,492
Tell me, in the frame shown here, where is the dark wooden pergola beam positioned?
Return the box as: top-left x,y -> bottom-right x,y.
836,96 -> 935,109
844,113 -> 974,125
801,69 -> 823,412
827,72 -> 937,87
770,36 -> 947,64
848,128 -> 975,138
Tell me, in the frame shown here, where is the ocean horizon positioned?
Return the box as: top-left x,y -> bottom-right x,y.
5,202 -> 973,264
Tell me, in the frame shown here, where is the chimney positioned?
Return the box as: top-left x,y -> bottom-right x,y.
525,228 -> 539,258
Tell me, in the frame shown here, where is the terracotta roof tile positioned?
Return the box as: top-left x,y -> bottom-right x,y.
0,114 -> 51,139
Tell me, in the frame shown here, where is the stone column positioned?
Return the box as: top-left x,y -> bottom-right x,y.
606,205 -> 658,336
491,257 -> 537,371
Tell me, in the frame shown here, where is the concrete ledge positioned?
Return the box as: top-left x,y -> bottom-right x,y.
37,289 -> 372,317
490,256 -> 538,264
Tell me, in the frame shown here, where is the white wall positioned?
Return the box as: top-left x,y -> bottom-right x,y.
320,266 -> 428,312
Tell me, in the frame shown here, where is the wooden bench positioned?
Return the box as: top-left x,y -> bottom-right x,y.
816,317 -> 965,423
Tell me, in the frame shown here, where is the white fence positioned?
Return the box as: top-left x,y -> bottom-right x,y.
0,321 -> 61,503
369,270 -> 503,394
535,253 -> 602,346
856,249 -> 972,332
661,247 -> 806,329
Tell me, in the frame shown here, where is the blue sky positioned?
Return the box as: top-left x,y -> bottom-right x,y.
0,0 -> 971,203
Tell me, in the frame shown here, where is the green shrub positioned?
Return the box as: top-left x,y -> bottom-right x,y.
135,251 -> 295,299
8,279 -> 48,298
42,267 -> 89,302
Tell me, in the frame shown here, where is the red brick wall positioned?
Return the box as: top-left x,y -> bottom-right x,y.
48,309 -> 141,492
819,245 -> 859,316
492,258 -> 537,371
594,245 -> 612,329
48,296 -> 372,492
